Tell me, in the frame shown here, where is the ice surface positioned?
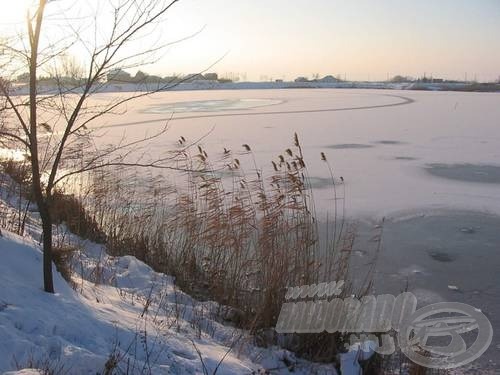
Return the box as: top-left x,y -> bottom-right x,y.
349,211 -> 500,370
83,89 -> 500,218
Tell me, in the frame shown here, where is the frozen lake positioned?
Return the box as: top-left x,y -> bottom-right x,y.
93,88 -> 500,219
91,88 -> 500,369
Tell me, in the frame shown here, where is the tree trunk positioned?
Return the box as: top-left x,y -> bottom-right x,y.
28,0 -> 53,293
39,202 -> 54,293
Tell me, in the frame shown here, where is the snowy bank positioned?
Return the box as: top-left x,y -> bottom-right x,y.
0,230 -> 254,373
0,226 -> 344,374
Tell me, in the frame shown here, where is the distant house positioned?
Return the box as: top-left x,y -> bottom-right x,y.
319,75 -> 339,83
294,77 -> 309,83
184,73 -> 205,82
203,73 -> 218,81
419,76 -> 444,84
275,79 -> 284,83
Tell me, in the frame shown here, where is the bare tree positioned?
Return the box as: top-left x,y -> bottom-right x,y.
0,0 -> 204,292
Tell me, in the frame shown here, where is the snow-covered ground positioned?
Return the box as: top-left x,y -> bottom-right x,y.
0,174 -> 344,374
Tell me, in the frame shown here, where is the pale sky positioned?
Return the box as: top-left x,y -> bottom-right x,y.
2,0 -> 500,81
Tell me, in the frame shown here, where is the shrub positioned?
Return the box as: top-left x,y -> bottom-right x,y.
50,190 -> 106,244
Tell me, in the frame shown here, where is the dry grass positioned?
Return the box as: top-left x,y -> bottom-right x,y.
79,135 -> 352,331
50,189 -> 106,243
1,133 -> 383,367
57,133 -> 374,367
0,160 -> 32,235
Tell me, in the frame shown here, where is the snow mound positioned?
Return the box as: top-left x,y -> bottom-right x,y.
0,231 -> 256,374
0,230 -> 340,374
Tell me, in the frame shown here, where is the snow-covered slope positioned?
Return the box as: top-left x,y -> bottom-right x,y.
0,230 -> 255,373
0,226 -> 343,374
0,169 -> 348,374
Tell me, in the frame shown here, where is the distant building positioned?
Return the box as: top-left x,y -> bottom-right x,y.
294,77 -> 309,83
419,76 -> 444,83
184,73 -> 205,82
275,79 -> 284,83
319,75 -> 339,83
203,73 -> 218,81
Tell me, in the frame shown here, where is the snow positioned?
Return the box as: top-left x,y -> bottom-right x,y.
0,181 -> 340,374
0,231 -> 261,373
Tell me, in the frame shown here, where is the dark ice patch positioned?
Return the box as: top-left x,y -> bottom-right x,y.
394,156 -> 418,161
325,144 -> 374,150
425,163 -> 500,184
375,140 -> 406,145
307,176 -> 336,189
428,250 -> 457,263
